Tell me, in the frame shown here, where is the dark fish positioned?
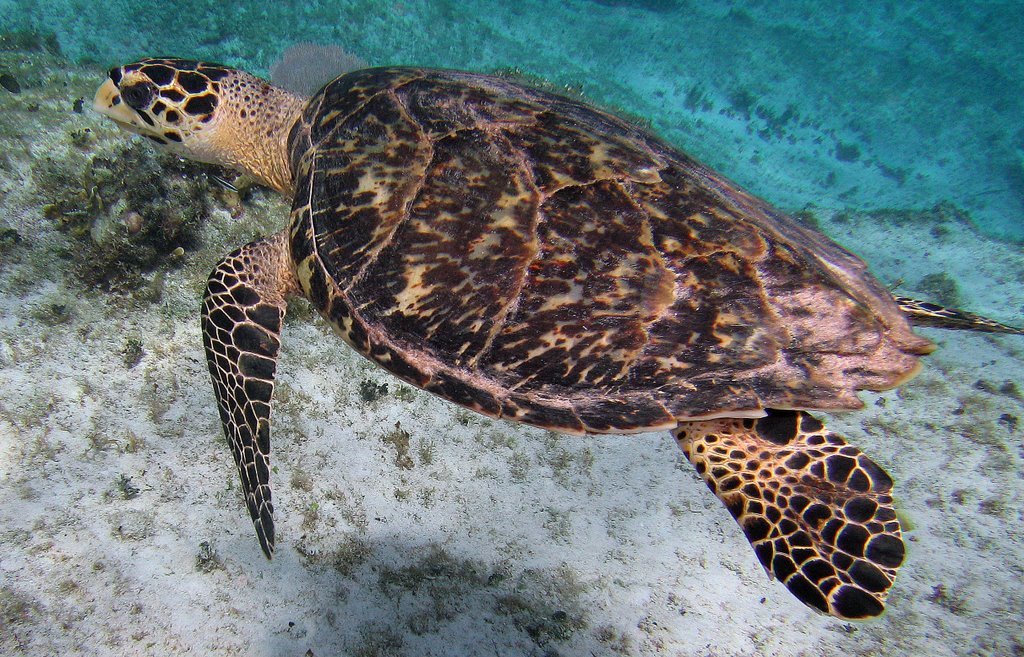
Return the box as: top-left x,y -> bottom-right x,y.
0,72 -> 21,94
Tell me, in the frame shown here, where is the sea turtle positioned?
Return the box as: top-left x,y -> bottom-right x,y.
93,58 -> 1022,620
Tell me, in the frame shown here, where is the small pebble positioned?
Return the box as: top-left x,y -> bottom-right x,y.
123,210 -> 143,235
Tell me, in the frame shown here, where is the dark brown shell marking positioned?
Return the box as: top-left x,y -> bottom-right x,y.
287,68 -> 932,433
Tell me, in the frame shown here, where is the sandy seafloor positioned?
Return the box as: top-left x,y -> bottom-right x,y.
0,2 -> 1023,656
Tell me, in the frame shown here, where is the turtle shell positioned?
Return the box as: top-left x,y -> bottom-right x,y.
286,67 -> 932,434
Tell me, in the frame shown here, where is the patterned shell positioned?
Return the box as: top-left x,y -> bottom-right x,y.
285,68 -> 931,434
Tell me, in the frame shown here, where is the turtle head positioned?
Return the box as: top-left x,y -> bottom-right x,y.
94,58 -> 305,194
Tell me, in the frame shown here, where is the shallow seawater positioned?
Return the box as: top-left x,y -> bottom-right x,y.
0,2 -> 1021,656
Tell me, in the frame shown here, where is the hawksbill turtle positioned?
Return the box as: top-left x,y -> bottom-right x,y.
93,58 -> 1023,620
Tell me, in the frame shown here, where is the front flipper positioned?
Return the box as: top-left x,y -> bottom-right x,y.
201,231 -> 297,557
673,410 -> 904,619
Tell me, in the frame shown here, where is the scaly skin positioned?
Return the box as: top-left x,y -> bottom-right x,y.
675,410 -> 904,619
200,231 -> 297,557
93,58 -> 303,194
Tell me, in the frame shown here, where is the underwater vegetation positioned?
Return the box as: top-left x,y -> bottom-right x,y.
35,141 -> 219,293
589,0 -> 679,12
269,42 -> 366,97
0,30 -> 61,55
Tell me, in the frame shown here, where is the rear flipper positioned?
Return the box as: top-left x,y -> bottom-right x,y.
673,410 -> 905,619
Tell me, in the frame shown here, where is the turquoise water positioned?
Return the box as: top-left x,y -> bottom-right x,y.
0,3 -> 1022,657
2,0 -> 1023,241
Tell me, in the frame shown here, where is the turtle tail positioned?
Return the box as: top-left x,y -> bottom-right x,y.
201,230 -> 298,558
673,410 -> 905,620
895,295 -> 1024,335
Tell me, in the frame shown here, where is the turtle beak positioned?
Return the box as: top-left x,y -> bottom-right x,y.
93,78 -> 145,132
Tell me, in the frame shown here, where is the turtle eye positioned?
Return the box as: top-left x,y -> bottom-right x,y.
121,81 -> 155,110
